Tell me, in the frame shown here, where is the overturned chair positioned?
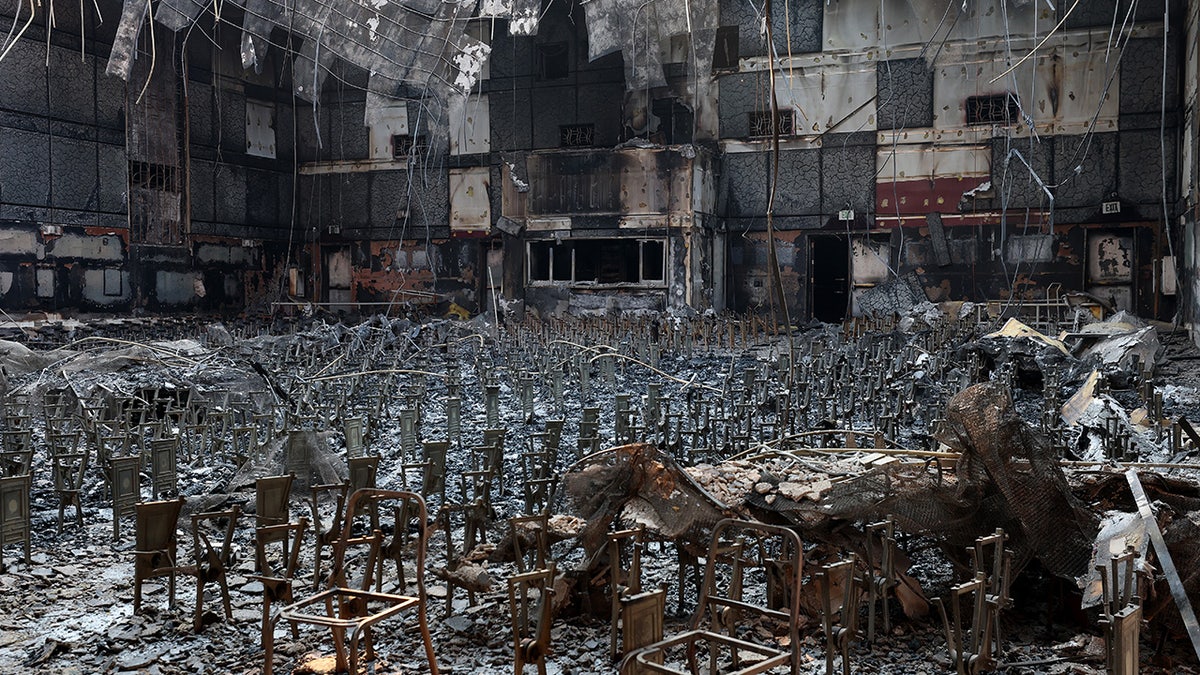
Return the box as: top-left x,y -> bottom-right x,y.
620,519 -> 804,675
275,489 -> 439,675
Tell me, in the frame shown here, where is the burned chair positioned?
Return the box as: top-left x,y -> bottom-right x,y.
603,526 -> 668,668
1097,547 -> 1144,675
816,556 -> 861,675
509,513 -> 550,574
509,563 -> 556,675
436,500 -> 490,614
132,497 -> 192,615
622,519 -> 804,675
0,429 -> 33,477
255,517 -> 309,675
933,530 -> 1012,675
276,489 -> 439,675
52,448 -> 88,532
190,506 -> 241,632
0,474 -> 32,572
254,473 -> 295,572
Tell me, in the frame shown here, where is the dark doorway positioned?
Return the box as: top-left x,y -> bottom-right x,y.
810,236 -> 849,323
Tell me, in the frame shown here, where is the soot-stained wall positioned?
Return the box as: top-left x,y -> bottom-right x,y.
0,1 -> 296,313
715,0 -> 1184,321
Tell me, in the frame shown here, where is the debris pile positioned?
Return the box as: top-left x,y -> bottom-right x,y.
0,308 -> 1199,674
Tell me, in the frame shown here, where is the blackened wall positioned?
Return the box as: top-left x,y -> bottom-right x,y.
715,0 -> 1184,321
0,1 -> 297,312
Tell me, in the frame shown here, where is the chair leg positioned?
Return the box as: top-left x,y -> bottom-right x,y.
331,626 -> 349,674
363,626 -> 375,663
218,572 -> 233,620
194,576 -> 205,632
262,600 -> 274,675
133,577 -> 143,614
312,541 -> 323,591
349,633 -> 361,675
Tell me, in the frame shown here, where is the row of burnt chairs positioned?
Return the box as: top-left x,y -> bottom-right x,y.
129,469 -> 558,675
129,487 -> 441,675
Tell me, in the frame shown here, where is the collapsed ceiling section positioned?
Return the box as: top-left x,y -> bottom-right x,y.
98,0 -> 719,133
104,0 -> 491,142
581,0 -> 718,91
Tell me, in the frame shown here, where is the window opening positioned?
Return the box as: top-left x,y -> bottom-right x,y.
527,239 -> 666,286
749,109 -> 795,137
537,42 -> 569,80
713,26 -> 739,70
559,124 -> 596,147
965,93 -> 1020,126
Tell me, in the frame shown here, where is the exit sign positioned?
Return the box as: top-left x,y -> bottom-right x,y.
1102,201 -> 1121,215
838,209 -> 855,221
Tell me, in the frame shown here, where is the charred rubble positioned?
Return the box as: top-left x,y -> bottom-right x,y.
0,308 -> 1200,674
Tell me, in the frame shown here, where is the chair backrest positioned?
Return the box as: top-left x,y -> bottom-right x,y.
256,474 -> 295,525
53,453 -> 88,491
420,442 -> 448,499
192,506 -> 242,577
508,513 -> 549,574
344,417 -> 365,457
331,489 -> 430,593
347,455 -> 380,493
111,456 -> 141,511
256,518 -> 309,579
150,438 -> 178,496
0,474 -> 31,537
135,498 -> 186,552
692,519 -> 804,673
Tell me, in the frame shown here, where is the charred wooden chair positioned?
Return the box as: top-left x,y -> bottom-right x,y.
308,454 -> 382,590
0,429 -> 33,477
277,489 -> 439,675
310,481 -> 349,590
257,517 -> 309,675
254,473 -> 295,572
509,563 -> 556,675
52,449 -> 88,532
0,474 -> 32,572
191,506 -> 241,632
508,513 -> 550,575
110,456 -> 141,541
150,437 -> 179,499
607,527 -> 647,661
439,500 -> 489,614
622,519 -> 804,675
133,497 -> 193,614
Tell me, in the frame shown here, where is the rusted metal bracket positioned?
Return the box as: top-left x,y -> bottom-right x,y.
1097,547 -> 1143,675
865,516 -> 898,643
934,572 -> 995,675
971,528 -> 1012,658
817,555 -> 860,675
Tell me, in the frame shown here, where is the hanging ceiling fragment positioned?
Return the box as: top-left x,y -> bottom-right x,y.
582,0 -> 717,91
103,0 -> 489,140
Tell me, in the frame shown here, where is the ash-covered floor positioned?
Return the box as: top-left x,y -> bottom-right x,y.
2,305 -> 1200,675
